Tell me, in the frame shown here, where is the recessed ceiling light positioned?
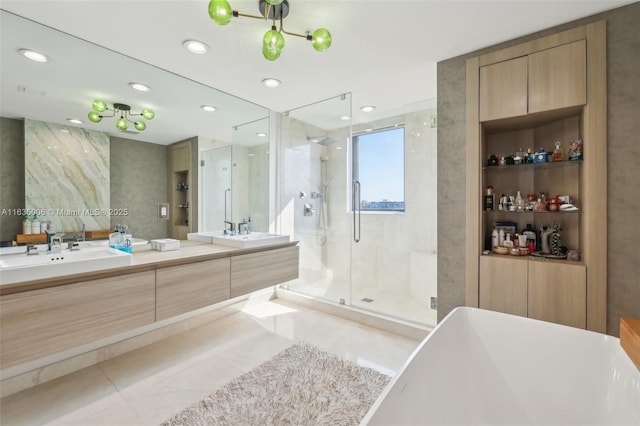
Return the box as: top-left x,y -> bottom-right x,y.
183,39 -> 209,55
262,78 -> 281,88
340,115 -> 351,121
360,106 -> 376,113
256,132 -> 267,137
129,82 -> 151,92
67,118 -> 82,124
201,105 -> 216,112
18,49 -> 49,63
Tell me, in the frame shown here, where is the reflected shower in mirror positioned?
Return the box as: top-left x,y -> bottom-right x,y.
199,117 -> 270,233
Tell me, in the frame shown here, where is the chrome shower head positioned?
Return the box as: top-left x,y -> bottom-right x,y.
307,136 -> 336,146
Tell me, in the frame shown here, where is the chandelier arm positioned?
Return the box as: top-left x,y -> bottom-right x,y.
236,11 -> 268,20
280,28 -> 309,39
100,110 -> 116,118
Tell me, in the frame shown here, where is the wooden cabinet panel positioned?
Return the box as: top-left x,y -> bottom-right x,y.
528,40 -> 586,113
479,56 -> 528,121
156,258 -> 230,321
528,260 -> 586,328
170,143 -> 190,172
0,271 -> 155,369
479,256 -> 528,317
231,246 -> 299,298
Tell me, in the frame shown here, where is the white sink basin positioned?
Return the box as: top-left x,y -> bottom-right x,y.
187,231 -> 290,248
0,247 -> 132,285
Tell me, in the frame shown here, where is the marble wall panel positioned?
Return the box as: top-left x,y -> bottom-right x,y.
25,119 -> 110,231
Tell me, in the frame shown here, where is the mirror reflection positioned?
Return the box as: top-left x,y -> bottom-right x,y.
0,10 -> 269,243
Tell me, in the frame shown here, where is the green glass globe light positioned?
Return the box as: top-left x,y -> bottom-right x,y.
92,99 -> 108,112
116,118 -> 128,131
264,0 -> 284,4
141,108 -> 155,120
262,45 -> 281,61
263,28 -> 285,51
88,111 -> 102,123
311,28 -> 332,52
134,121 -> 146,131
208,0 -> 233,25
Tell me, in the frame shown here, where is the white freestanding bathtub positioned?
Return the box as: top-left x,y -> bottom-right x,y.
363,307 -> 640,425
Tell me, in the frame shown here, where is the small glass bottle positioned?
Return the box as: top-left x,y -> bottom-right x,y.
553,141 -> 563,161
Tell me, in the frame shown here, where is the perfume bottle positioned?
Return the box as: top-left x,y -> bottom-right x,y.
553,141 -> 563,161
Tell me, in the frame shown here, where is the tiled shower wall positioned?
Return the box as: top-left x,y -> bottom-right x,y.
437,2 -> 640,336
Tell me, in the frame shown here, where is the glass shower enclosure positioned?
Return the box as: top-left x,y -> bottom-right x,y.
277,94 -> 438,326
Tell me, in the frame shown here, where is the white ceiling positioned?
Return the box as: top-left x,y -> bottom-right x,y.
0,0 -> 634,145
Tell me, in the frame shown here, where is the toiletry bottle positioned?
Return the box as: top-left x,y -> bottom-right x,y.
553,141 -> 563,161
23,215 -> 32,235
491,227 -> 499,249
498,228 -> 505,247
32,214 -> 41,234
484,186 -> 495,211
515,191 -> 523,211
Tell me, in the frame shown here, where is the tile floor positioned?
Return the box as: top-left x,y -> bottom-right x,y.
0,298 -> 421,426
287,278 -> 438,326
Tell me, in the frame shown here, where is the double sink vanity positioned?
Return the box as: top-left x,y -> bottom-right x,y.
0,233 -> 298,373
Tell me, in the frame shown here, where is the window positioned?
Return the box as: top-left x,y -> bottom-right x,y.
352,126 -> 405,212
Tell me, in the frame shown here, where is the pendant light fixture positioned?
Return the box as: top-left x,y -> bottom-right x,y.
208,0 -> 331,61
87,100 -> 155,132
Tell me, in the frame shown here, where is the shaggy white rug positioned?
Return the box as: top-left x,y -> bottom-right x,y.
160,342 -> 390,426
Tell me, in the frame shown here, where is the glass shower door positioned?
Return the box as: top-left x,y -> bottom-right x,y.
278,94 -> 353,306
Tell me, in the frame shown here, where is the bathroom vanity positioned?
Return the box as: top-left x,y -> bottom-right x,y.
0,240 -> 299,371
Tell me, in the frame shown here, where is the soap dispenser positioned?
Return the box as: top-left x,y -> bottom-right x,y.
32,214 -> 41,234
23,215 -> 32,235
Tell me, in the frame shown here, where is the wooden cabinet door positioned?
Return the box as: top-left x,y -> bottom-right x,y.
479,256 -> 528,317
0,271 -> 156,369
170,143 -> 190,172
231,246 -> 299,298
479,56 -> 528,121
528,40 -> 586,113
528,260 -> 586,328
156,258 -> 230,321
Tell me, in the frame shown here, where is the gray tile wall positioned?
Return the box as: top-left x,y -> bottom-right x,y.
437,2 -> 640,336
110,136 -> 169,240
0,118 -> 25,242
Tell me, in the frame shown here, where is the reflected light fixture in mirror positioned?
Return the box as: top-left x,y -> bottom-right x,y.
129,82 -> 151,92
67,118 -> 83,124
262,78 -> 281,88
360,106 -> 376,113
183,39 -> 209,55
88,100 -> 155,132
208,0 -> 331,61
201,105 -> 217,112
18,48 -> 49,63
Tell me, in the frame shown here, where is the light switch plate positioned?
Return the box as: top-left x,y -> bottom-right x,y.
158,203 -> 169,220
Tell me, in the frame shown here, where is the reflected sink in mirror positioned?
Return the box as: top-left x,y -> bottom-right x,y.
0,246 -> 132,285
187,231 -> 289,248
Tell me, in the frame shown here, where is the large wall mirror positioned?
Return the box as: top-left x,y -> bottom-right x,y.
0,10 -> 269,241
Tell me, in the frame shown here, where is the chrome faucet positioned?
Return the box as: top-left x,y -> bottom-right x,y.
46,229 -> 63,253
223,221 -> 235,235
75,222 -> 86,242
49,235 -> 63,253
237,218 -> 249,235
26,244 -> 39,255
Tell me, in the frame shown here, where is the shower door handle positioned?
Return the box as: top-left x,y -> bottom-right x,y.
352,180 -> 361,243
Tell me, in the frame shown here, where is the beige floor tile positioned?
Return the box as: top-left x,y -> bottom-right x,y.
122,354 -> 243,425
0,366 -> 116,426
